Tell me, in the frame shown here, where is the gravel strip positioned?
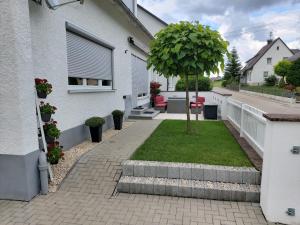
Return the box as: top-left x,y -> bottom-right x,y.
48,121 -> 135,192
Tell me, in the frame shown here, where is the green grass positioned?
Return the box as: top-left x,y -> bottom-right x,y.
241,85 -> 294,98
131,120 -> 253,167
213,80 -> 222,88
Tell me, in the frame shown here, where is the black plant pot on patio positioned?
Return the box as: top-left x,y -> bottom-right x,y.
113,115 -> 123,130
41,113 -> 51,123
89,126 -> 103,143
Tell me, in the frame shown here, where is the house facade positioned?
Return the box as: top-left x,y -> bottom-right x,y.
241,38 -> 295,85
0,0 -> 154,201
137,4 -> 179,91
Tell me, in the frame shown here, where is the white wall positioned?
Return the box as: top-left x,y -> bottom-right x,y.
122,0 -> 137,16
261,120 -> 300,224
28,0 -> 150,132
249,39 -> 294,85
0,0 -> 38,155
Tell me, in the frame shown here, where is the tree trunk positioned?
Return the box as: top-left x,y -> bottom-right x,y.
184,75 -> 191,133
195,73 -> 199,121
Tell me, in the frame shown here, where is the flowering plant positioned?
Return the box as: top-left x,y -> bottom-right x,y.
40,102 -> 57,115
35,78 -> 52,95
150,81 -> 161,106
43,120 -> 60,139
47,141 -> 64,164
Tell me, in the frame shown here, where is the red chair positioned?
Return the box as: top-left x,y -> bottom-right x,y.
190,96 -> 205,113
154,96 -> 167,112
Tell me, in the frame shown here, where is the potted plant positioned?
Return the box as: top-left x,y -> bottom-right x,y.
35,78 -> 52,99
47,141 -> 64,164
40,102 -> 57,122
112,110 -> 124,130
43,120 -> 60,144
150,81 -> 161,107
85,117 -> 105,142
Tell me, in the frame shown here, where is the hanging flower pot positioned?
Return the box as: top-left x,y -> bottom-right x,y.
39,102 -> 56,122
43,120 -> 60,144
112,110 -> 124,130
35,78 -> 52,99
47,142 -> 64,165
85,117 -> 105,142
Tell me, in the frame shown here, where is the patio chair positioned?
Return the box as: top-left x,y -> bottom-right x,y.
190,96 -> 205,114
154,95 -> 167,113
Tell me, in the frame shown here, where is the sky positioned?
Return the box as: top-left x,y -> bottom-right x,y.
138,0 -> 300,67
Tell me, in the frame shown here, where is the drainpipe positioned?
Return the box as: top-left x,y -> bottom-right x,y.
38,151 -> 48,195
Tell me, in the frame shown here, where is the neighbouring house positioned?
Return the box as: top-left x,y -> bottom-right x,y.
288,49 -> 300,62
241,38 -> 297,85
0,0 -> 156,201
137,4 -> 179,91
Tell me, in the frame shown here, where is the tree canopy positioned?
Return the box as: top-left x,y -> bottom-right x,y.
147,21 -> 229,77
223,47 -> 242,83
274,60 -> 292,78
286,58 -> 300,87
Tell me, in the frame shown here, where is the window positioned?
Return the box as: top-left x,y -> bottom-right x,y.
267,58 -> 272,64
66,23 -> 114,89
248,71 -> 252,81
277,46 -> 280,50
264,71 -> 269,78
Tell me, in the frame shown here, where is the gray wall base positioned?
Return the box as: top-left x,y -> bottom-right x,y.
0,150 -> 40,201
60,114 -> 114,150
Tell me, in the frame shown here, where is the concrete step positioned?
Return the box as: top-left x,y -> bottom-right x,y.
117,176 -> 260,202
122,160 -> 261,185
128,110 -> 160,120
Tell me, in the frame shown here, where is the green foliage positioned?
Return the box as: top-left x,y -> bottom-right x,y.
40,102 -> 56,115
131,120 -> 252,167
112,110 -> 124,117
286,59 -> 300,87
35,78 -> 52,95
264,75 -> 278,86
44,121 -> 60,139
278,77 -> 285,88
274,60 -> 292,78
223,47 -> 242,83
85,117 -> 105,127
47,142 -> 63,165
175,76 -> 212,91
148,21 -> 229,77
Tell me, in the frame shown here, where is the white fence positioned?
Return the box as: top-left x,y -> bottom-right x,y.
227,99 -> 266,157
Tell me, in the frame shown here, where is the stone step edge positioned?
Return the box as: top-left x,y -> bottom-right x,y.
117,176 -> 260,203
122,160 -> 261,185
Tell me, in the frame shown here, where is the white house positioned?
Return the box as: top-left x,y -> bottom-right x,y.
137,4 -> 179,91
0,0 -> 155,201
241,38 -> 296,85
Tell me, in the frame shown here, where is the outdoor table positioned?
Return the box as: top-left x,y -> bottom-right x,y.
203,102 -> 218,120
167,97 -> 187,113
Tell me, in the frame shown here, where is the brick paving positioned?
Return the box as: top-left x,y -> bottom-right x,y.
0,120 -> 271,225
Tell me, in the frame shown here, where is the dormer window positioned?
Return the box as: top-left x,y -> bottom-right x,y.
267,58 -> 272,65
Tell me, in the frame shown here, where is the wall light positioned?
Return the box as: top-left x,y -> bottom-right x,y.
46,0 -> 84,10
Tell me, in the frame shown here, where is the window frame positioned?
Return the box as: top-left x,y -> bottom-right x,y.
267,57 -> 272,65
263,71 -> 269,78
65,22 -> 115,92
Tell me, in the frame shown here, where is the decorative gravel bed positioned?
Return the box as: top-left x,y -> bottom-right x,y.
48,121 -> 135,192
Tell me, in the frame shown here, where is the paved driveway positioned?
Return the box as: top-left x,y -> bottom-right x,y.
214,87 -> 300,114
0,120 -> 270,225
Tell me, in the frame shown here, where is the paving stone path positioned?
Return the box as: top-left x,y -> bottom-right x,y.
0,120 -> 271,225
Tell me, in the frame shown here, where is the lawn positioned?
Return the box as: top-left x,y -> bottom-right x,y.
241,85 -> 294,98
213,80 -> 222,88
131,120 -> 253,167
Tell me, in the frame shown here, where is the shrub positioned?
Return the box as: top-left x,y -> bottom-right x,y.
286,59 -> 300,87
43,120 -> 60,138
274,60 -> 292,78
35,78 -> 52,94
85,117 -> 105,127
175,76 -> 212,91
112,110 -> 124,117
264,75 -> 278,86
221,80 -> 228,87
47,141 -> 64,164
40,102 -> 56,115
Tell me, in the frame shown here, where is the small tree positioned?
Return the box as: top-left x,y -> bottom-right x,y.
286,58 -> 300,87
223,47 -> 242,83
148,21 -> 228,133
274,60 -> 292,87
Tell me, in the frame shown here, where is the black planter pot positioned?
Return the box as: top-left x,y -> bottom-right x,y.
89,126 -> 102,142
49,159 -> 59,165
37,90 -> 47,99
41,113 -> 51,122
113,116 -> 123,130
45,135 -> 55,144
